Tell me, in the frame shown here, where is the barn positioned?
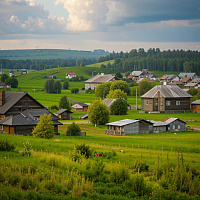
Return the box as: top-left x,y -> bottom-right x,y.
105,119 -> 153,135
55,109 -> 73,120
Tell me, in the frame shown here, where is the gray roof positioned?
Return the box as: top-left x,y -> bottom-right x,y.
71,102 -> 88,108
150,120 -> 167,127
191,99 -> 200,105
131,71 -> 142,77
179,73 -> 197,78
191,78 -> 200,83
141,85 -> 192,99
85,74 -> 118,83
0,92 -> 45,115
162,117 -> 186,124
106,119 -> 152,127
0,109 -> 62,126
55,109 -> 73,115
102,98 -> 130,109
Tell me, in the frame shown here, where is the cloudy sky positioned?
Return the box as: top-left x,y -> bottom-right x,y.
0,0 -> 200,52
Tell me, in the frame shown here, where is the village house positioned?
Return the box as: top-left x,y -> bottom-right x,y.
0,91 -> 45,119
21,69 -> 28,75
0,71 -> 4,75
85,73 -> 119,90
178,73 -> 198,79
141,85 -> 192,113
71,102 -> 90,111
150,117 -> 186,133
101,98 -> 131,110
181,77 -> 191,85
169,81 -> 184,87
131,71 -> 142,82
55,109 -> 73,120
0,82 -> 10,89
184,82 -> 199,90
160,75 -> 179,84
191,99 -> 200,113
105,119 -> 153,135
0,109 -> 62,135
191,78 -> 200,84
66,72 -> 76,79
9,70 -> 14,77
47,75 -> 56,79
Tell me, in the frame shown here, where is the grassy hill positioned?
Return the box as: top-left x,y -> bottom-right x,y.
0,49 -> 109,60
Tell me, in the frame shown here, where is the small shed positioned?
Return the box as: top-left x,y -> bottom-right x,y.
191,99 -> 200,113
150,120 -> 167,133
55,109 -> 73,120
105,119 -> 153,135
162,117 -> 186,132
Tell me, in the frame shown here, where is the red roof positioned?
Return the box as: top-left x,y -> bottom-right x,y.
169,81 -> 183,85
67,72 -> 76,75
181,77 -> 191,83
160,75 -> 168,80
127,75 -> 133,78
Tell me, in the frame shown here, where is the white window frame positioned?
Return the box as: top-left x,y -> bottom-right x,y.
166,101 -> 171,106
176,101 -> 180,106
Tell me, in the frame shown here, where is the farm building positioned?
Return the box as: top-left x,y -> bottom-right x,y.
66,72 -> 76,79
105,119 -> 153,135
47,75 -> 56,79
21,69 -> 28,75
162,117 -> 186,132
0,109 -> 62,135
150,120 -> 167,133
101,98 -> 131,110
85,73 -> 119,90
141,85 -> 192,113
191,99 -> 200,113
9,70 -> 14,77
55,109 -> 73,120
0,82 -> 9,89
71,102 -> 90,111
0,91 -> 45,119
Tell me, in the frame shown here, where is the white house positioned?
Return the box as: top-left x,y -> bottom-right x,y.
66,72 -> 76,79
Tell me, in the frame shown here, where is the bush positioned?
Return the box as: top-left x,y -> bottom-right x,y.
22,141 -> 33,156
75,143 -> 92,159
5,77 -> 18,88
0,139 -> 15,151
63,80 -> 69,89
66,122 -> 81,134
71,87 -> 79,94
51,105 -> 59,110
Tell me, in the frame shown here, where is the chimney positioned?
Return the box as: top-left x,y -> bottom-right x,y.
0,91 -> 5,106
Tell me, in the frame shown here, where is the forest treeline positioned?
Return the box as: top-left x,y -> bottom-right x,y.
97,48 -> 200,73
0,58 -> 97,70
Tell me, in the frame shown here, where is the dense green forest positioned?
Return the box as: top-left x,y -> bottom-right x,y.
97,48 -> 200,74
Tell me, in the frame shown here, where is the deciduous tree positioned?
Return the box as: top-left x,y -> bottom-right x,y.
32,114 -> 54,139
106,89 -> 127,101
59,96 -> 71,110
138,78 -> 153,96
87,99 -> 109,125
110,80 -> 130,95
95,82 -> 111,98
5,77 -> 18,88
110,99 -> 128,115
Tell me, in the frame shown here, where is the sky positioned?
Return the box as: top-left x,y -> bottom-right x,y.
0,0 -> 200,52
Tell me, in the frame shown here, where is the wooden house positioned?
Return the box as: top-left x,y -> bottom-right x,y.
47,75 -> 56,79
85,73 -> 119,90
71,102 -> 89,111
105,119 -> 153,135
55,109 -> 73,120
0,109 -> 62,135
0,91 -> 45,119
21,69 -> 28,75
162,117 -> 186,132
0,82 -> 9,89
191,99 -> 200,113
141,85 -> 192,113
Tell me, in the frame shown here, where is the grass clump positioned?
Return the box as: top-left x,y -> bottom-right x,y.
0,139 -> 15,151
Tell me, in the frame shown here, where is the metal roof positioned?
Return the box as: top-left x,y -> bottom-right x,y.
162,117 -> 186,124
85,74 -> 118,83
0,92 -> 45,114
106,119 -> 152,127
71,102 -> 88,108
179,73 -> 197,78
0,109 -> 62,126
141,85 -> 192,98
131,71 -> 142,76
184,82 -> 198,87
181,77 -> 191,83
191,99 -> 200,105
102,98 -> 130,109
150,120 -> 167,127
55,109 -> 73,115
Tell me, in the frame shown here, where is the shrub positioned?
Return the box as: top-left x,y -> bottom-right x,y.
66,122 -> 81,134
51,105 -> 59,110
63,80 -> 69,89
22,141 -> 33,156
5,77 -> 18,88
71,87 -> 79,94
0,139 -> 15,151
75,143 -> 92,159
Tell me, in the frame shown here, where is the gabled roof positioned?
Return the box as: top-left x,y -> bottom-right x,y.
162,117 -> 186,124
66,72 -> 76,75
55,109 -> 73,115
160,75 -> 177,80
72,102 -> 89,108
102,98 -> 130,109
191,78 -> 200,83
184,82 -> 198,87
191,99 -> 200,105
106,119 -> 152,127
0,109 -> 62,126
169,81 -> 183,85
85,74 -> 118,83
179,73 -> 197,78
141,85 -> 192,99
131,71 -> 142,77
150,120 -> 167,127
181,77 -> 191,83
160,75 -> 168,80
0,92 -> 45,115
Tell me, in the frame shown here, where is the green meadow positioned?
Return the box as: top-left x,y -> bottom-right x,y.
0,64 -> 200,199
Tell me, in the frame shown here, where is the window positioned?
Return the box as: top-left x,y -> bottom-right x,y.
178,125 -> 180,129
0,125 -> 3,130
176,101 -> 180,106
34,117 -> 39,121
155,102 -> 158,106
173,125 -> 175,129
146,100 -> 149,105
166,101 -> 171,106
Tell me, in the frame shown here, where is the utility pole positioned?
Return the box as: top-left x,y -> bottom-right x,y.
136,88 -> 137,110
